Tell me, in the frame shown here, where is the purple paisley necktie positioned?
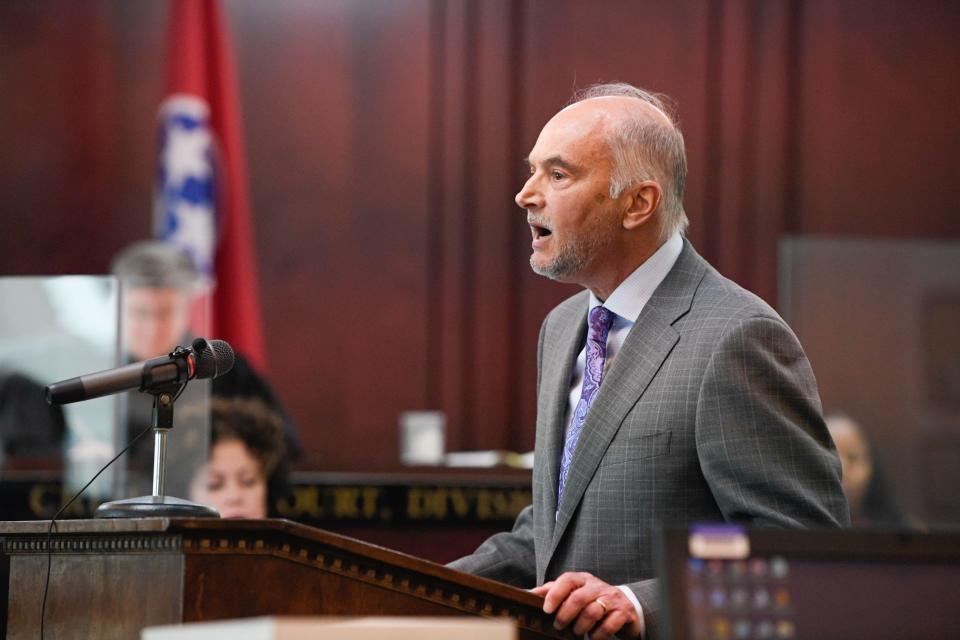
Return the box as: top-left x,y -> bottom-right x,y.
557,305 -> 615,510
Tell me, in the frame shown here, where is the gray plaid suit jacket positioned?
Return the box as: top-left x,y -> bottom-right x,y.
450,240 -> 850,637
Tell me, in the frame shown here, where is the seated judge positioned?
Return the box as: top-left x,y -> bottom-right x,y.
449,83 -> 849,640
189,396 -> 289,519
111,241 -> 301,465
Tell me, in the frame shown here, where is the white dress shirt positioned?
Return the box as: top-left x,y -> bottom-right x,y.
565,232 -> 684,427
563,232 -> 683,637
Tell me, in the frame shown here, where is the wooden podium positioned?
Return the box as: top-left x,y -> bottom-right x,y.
0,518 -> 571,640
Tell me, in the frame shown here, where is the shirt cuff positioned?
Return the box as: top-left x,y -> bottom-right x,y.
617,585 -> 645,638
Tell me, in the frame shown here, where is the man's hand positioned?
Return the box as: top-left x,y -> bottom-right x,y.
531,572 -> 642,639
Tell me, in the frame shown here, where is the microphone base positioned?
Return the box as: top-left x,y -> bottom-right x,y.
95,495 -> 220,519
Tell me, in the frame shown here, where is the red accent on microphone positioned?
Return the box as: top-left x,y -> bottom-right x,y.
187,354 -> 196,379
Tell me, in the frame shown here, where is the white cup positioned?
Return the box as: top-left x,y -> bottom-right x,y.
399,410 -> 446,465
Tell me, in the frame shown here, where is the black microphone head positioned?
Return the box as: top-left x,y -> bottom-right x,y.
192,338 -> 235,380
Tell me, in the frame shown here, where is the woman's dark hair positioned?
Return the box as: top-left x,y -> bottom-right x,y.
859,446 -> 908,528
208,396 -> 290,515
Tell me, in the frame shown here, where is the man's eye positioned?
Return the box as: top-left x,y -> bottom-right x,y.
552,171 -> 565,180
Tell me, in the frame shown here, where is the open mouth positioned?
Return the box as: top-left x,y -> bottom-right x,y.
530,222 -> 552,239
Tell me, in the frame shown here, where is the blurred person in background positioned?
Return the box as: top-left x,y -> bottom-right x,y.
189,396 -> 289,519
111,241 -> 301,463
826,413 -> 909,528
0,370 -> 66,467
0,371 -> 67,521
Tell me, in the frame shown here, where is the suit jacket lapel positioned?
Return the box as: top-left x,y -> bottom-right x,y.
536,293 -> 588,539
547,240 -> 708,557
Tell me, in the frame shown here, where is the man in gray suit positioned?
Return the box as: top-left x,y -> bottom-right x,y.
449,83 -> 849,639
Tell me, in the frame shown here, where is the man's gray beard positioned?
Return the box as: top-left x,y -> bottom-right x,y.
530,246 -> 588,281
530,231 -> 610,282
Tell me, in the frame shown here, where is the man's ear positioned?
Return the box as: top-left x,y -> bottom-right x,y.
622,181 -> 662,230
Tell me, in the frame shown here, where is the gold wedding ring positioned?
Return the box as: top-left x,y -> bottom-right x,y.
595,597 -> 609,615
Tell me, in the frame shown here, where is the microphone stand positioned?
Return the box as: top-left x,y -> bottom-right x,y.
95,384 -> 218,519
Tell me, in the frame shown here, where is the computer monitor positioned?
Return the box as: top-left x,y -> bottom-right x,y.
658,525 -> 960,640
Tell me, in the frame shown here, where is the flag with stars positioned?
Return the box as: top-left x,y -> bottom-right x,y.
154,0 -> 266,372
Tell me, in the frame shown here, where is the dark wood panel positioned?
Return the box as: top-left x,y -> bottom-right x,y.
0,1 -> 149,274
228,0 -> 434,467
797,0 -> 960,237
704,0 -> 799,303
183,554 -> 464,619
7,553 -> 183,639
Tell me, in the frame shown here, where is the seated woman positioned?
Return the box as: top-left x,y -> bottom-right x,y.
825,413 -> 909,528
190,396 -> 289,519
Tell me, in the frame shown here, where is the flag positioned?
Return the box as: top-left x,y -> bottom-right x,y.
154,0 -> 266,372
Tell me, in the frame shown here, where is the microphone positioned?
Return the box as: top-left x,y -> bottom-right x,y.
45,338 -> 235,406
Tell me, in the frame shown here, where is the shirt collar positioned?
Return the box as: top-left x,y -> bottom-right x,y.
588,232 -> 684,321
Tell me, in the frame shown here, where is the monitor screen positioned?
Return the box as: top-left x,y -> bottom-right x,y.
658,526 -> 960,640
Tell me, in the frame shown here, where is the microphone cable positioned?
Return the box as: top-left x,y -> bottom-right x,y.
40,382 -> 187,639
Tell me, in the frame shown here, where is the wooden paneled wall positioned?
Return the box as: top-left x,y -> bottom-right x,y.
1,0 -> 958,471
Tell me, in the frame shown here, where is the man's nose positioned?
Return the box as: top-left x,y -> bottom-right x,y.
515,175 -> 543,210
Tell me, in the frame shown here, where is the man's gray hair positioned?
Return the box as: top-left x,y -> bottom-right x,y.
111,241 -> 199,290
570,83 -> 689,241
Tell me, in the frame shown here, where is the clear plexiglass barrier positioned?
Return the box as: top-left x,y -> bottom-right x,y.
0,276 -> 210,508
780,237 -> 960,529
